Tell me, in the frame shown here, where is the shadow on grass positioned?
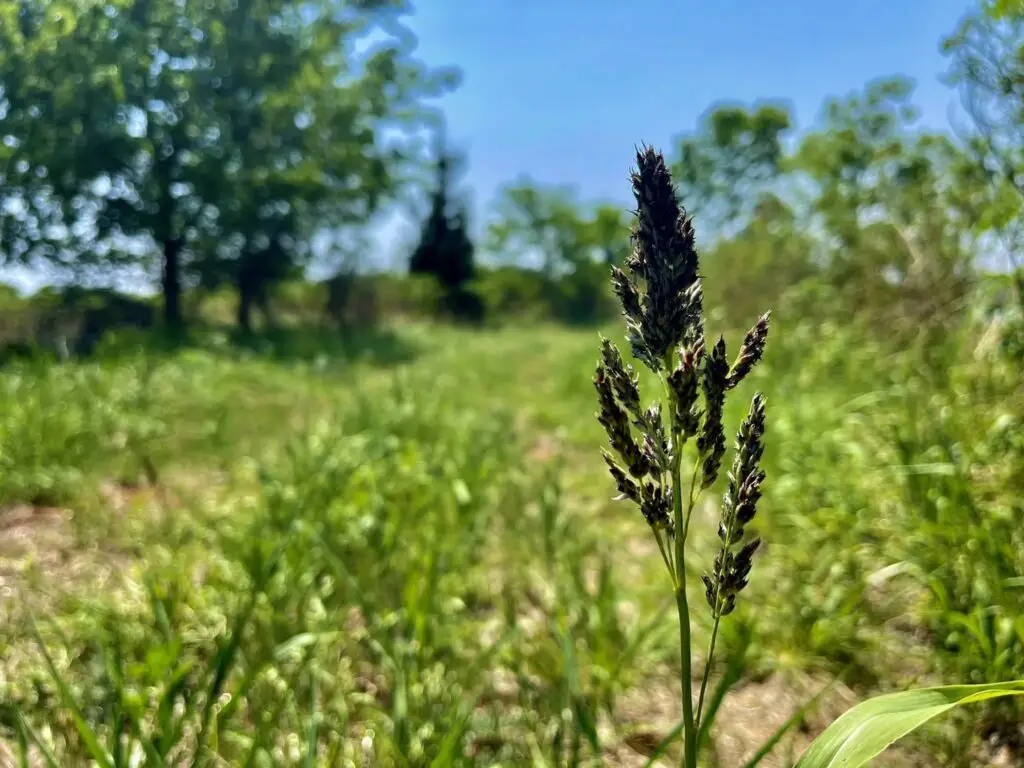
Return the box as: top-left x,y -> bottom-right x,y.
66,322 -> 421,370
227,325 -> 419,368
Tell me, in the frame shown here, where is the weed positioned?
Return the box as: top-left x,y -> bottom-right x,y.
594,146 -> 771,767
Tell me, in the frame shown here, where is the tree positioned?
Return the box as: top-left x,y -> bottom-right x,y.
701,192 -> 818,327
200,0 -> 458,332
410,140 -> 475,288
671,102 -> 793,238
0,0 -> 459,331
983,0 -> 1024,21
793,76 -> 919,265
486,180 -> 588,281
2,0 -> 222,330
795,78 -> 1005,327
587,203 -> 632,267
943,8 -> 1024,289
486,181 -> 629,323
944,10 -> 1024,198
0,0 -> 156,287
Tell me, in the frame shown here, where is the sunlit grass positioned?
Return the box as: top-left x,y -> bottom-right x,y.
0,313 -> 1020,765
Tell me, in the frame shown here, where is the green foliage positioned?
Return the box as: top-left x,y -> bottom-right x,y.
880,329 -> 1024,740
0,0 -> 459,329
796,682 -> 1024,768
476,75 -> 1013,334
942,9 -> 1024,273
485,180 -> 628,324
984,0 -> 1024,19
486,180 -> 591,280
409,140 -> 481,322
671,102 -> 793,234
0,281 -> 1022,765
470,266 -> 553,323
1,2 -> 1023,764
700,194 -> 817,329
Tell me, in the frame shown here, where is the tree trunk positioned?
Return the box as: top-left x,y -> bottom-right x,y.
237,278 -> 254,333
258,291 -> 275,329
236,248 -> 273,333
162,237 -> 184,331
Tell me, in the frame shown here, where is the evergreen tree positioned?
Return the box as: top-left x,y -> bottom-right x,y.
409,139 -> 481,320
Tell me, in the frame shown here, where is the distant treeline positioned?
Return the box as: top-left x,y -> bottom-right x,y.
0,0 -> 1021,359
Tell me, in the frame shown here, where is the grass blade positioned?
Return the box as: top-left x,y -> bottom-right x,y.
559,626 -> 600,753
191,531 -> 291,767
794,681 -> 1024,768
13,707 -> 60,768
430,628 -> 520,767
155,659 -> 195,758
608,597 -> 673,694
190,586 -> 263,768
695,625 -> 751,751
27,614 -> 114,768
303,668 -> 321,768
241,677 -> 295,768
14,708 -> 31,768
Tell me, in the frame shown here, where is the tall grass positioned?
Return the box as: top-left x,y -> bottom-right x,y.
0,279 -> 1021,765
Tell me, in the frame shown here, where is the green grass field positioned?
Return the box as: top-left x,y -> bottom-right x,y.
0,315 -> 1021,766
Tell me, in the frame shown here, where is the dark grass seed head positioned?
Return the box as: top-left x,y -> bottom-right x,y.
668,343 -> 703,438
697,337 -> 729,488
704,394 -> 768,617
595,364 -> 651,478
639,479 -> 674,532
703,536 -> 761,616
727,311 -> 771,391
599,336 -> 643,419
639,402 -> 672,472
602,450 -> 642,503
597,144 -> 770,570
618,146 -> 704,370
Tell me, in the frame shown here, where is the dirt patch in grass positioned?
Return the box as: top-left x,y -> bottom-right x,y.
0,504 -> 76,588
0,496 -> 138,618
606,671 -> 928,767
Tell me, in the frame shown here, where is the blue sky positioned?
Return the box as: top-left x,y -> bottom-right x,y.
367,0 -> 978,266
0,0 -> 980,291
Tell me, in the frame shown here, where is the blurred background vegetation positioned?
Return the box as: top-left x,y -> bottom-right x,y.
0,0 -> 1022,765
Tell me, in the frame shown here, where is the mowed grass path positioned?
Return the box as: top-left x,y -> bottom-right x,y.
0,320 -> 1008,765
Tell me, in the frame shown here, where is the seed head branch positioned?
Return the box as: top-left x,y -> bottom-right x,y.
594,143 -> 773,767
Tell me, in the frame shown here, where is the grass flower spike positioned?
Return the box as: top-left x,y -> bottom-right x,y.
595,145 -> 771,768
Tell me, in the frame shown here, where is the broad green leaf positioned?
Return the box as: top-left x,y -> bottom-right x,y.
795,681 -> 1024,768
